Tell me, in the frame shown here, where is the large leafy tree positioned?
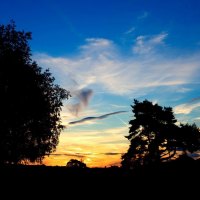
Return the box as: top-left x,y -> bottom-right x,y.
0,22 -> 70,164
121,99 -> 200,168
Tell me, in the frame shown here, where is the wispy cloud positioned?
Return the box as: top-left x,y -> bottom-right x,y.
133,33 -> 168,54
51,153 -> 86,158
189,96 -> 200,103
69,111 -> 127,125
52,152 -> 123,156
35,35 -> 200,97
125,27 -> 135,34
103,152 -> 122,155
79,38 -> 115,57
174,98 -> 200,114
137,11 -> 149,20
81,38 -> 113,49
178,87 -> 193,93
110,104 -> 129,108
194,117 -> 200,121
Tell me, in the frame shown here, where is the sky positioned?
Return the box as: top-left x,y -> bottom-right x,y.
1,0 -> 200,167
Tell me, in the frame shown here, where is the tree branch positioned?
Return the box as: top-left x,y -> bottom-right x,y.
161,148 -> 176,161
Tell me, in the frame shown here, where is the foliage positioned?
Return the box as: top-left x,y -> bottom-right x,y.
121,99 -> 200,168
0,21 -> 70,164
66,159 -> 87,169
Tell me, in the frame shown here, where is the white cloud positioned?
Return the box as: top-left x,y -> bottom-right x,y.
34,36 -> 200,98
79,38 -> 116,57
133,33 -> 168,54
174,101 -> 200,114
81,38 -> 112,48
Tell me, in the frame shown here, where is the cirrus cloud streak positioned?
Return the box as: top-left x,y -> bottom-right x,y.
35,35 -> 200,97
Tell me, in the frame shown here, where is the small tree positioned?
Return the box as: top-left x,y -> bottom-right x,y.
66,159 -> 87,169
0,21 -> 70,164
121,99 -> 200,169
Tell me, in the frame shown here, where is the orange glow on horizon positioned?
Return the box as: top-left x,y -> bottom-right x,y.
42,126 -> 129,168
43,153 -> 122,168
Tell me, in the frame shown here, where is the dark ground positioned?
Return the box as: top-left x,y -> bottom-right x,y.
1,159 -> 199,197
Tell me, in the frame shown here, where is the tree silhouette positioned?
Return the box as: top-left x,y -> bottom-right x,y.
0,21 -> 70,165
66,159 -> 87,169
121,99 -> 200,169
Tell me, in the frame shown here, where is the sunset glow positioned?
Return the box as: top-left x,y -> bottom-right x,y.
1,0 -> 200,167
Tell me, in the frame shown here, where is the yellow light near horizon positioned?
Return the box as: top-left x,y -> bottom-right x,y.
42,126 -> 129,167
43,153 -> 123,168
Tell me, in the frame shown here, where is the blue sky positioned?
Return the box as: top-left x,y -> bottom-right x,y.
1,0 -> 200,167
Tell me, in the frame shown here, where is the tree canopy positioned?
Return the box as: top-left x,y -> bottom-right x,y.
66,159 -> 87,169
121,99 -> 200,169
0,21 -> 70,164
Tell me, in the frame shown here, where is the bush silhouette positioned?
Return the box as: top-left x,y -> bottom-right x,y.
66,159 -> 87,169
0,21 -> 70,165
122,99 -> 200,169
